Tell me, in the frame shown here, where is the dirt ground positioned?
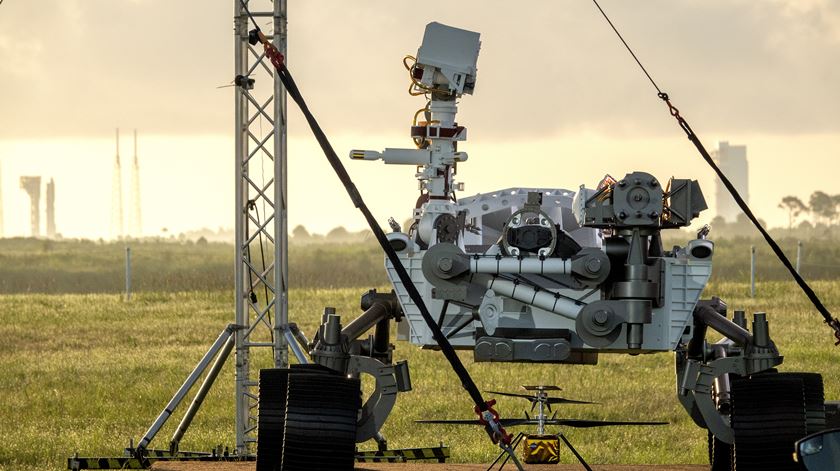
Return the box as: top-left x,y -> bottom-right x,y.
152,463 -> 706,471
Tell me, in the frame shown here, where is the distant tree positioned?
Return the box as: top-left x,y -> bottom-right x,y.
834,195 -> 840,225
809,191 -> 836,225
326,226 -> 349,239
292,225 -> 311,239
778,195 -> 808,229
733,213 -> 766,236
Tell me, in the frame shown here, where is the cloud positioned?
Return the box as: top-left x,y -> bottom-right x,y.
0,0 -> 838,139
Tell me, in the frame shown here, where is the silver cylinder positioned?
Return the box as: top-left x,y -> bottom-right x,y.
483,276 -> 583,320
470,257 -> 572,275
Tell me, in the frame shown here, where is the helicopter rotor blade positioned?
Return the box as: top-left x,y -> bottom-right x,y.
545,419 -> 669,428
546,398 -> 598,405
416,418 -> 531,427
484,390 -> 538,402
485,390 -> 595,406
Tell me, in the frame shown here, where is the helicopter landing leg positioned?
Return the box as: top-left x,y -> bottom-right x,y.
558,433 -> 593,471
487,432 -> 525,470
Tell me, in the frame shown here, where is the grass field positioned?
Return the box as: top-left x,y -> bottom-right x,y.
0,235 -> 838,294
1,280 -> 838,471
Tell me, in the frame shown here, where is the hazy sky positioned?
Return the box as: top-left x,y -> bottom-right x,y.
1,0 -> 838,238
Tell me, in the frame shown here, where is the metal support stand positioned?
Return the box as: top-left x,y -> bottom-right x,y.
234,0 -> 288,456
136,325 -> 237,453
796,240 -> 802,274
125,246 -> 132,301
170,335 -> 235,453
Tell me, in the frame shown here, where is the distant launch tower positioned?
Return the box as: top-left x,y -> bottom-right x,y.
713,141 -> 749,223
129,129 -> 142,237
46,178 -> 56,238
111,128 -> 124,239
20,176 -> 41,237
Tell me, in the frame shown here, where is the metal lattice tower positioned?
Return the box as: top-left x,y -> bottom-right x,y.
233,0 -> 288,455
129,130 -> 142,237
111,128 -> 124,239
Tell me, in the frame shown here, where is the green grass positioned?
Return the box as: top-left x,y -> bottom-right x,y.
1,281 -> 838,470
0,238 -> 388,293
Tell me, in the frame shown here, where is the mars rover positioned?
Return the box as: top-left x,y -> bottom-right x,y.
259,21 -> 836,471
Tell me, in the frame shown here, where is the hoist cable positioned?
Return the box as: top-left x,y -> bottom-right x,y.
590,0 -> 840,346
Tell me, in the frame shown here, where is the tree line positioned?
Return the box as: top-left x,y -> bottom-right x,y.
778,191 -> 840,228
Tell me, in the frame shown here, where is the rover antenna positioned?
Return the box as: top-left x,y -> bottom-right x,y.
590,0 -> 840,345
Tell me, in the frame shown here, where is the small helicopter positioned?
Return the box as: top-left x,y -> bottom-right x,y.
417,385 -> 667,470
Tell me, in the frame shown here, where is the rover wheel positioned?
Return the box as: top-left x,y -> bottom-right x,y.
777,372 -> 825,434
258,365 -> 351,471
280,370 -> 361,471
731,375 -> 806,471
257,368 -> 289,471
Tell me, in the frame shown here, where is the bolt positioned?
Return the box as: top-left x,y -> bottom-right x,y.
649,211 -> 659,219
633,193 -> 643,202
634,178 -> 642,185
650,179 -> 659,188
585,258 -> 602,274
618,180 -> 627,187
438,257 -> 453,272
618,211 -> 627,220
593,310 -> 610,326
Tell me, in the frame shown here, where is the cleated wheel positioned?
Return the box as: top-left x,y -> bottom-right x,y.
257,368 -> 289,471
778,372 -> 825,435
257,365 -> 358,471
731,374 -> 807,471
280,370 -> 361,471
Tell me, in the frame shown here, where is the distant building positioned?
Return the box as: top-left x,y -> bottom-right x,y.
46,178 -> 56,238
713,141 -> 749,223
20,176 -> 41,237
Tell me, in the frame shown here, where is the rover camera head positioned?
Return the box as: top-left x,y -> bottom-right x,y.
414,22 -> 481,96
